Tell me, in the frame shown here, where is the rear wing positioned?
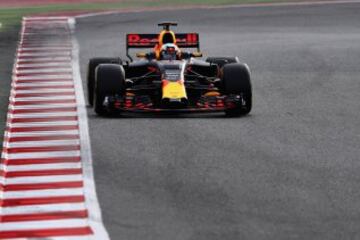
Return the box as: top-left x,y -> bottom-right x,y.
126,33 -> 200,60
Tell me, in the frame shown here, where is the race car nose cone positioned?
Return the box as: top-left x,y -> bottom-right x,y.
161,97 -> 188,108
161,79 -> 188,108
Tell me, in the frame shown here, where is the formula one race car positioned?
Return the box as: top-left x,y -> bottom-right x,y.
87,22 -> 252,116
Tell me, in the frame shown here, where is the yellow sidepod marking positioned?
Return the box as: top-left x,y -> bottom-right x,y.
162,81 -> 187,99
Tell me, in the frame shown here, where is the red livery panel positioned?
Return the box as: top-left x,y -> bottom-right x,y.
127,33 -> 199,48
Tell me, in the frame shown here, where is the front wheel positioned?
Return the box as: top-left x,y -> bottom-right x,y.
221,63 -> 252,117
87,57 -> 122,106
94,64 -> 125,116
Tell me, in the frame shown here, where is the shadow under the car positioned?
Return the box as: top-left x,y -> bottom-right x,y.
86,106 -> 252,119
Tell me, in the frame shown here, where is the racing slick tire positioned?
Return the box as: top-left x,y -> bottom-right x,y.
94,64 -> 125,116
206,57 -> 240,68
87,57 -> 122,106
222,63 -> 252,117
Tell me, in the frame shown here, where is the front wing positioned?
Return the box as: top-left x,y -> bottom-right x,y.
104,94 -> 245,114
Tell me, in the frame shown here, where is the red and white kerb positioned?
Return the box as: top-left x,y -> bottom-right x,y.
0,17 -> 109,239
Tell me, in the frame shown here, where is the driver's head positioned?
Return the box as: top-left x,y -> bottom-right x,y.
160,43 -> 180,60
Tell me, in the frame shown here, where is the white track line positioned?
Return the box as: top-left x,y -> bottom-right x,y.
0,203 -> 87,215
0,219 -> 89,231
1,162 -> 82,171
17,62 -> 72,67
12,90 -> 75,94
19,47 -> 72,50
4,151 -> 80,160
5,130 -> 79,137
0,175 -> 83,185
16,57 -> 72,63
9,113 -> 78,118
9,106 -> 76,110
11,98 -> 75,103
69,17 -> 110,239
7,121 -> 78,126
16,68 -> 72,73
18,52 -> 71,57
8,113 -> 77,118
6,140 -> 80,148
15,74 -> 73,80
2,188 -> 84,199
13,82 -> 73,86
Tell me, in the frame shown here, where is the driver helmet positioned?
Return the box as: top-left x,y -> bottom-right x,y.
160,43 -> 180,60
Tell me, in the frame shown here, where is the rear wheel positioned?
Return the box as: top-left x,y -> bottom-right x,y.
222,63 -> 252,117
206,57 -> 239,68
87,57 -> 122,106
94,64 -> 125,116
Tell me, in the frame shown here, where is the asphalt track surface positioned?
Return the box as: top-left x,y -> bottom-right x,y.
76,3 -> 360,240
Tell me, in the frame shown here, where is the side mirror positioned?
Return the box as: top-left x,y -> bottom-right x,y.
136,52 -> 147,58
192,51 -> 203,58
